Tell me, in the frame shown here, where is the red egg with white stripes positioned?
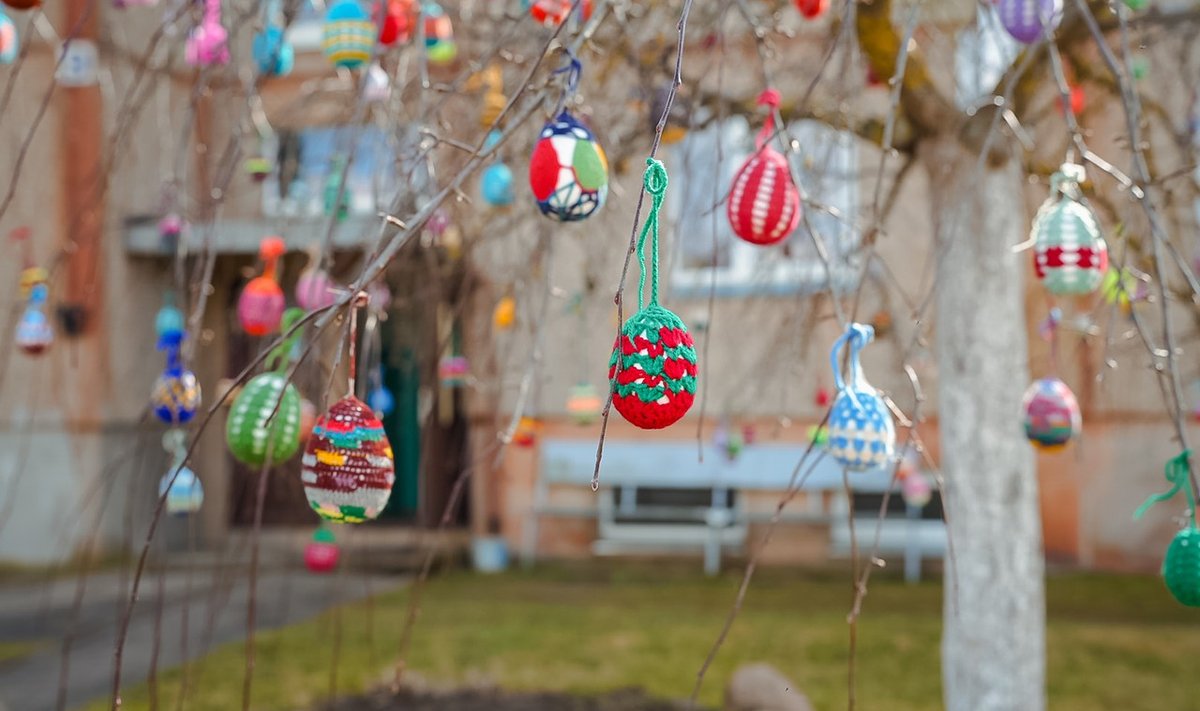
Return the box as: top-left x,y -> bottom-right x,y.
727,89 -> 802,246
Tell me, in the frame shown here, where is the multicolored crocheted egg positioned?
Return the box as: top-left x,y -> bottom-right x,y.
160,465 -> 204,516
794,0 -> 828,19
999,0 -> 1063,44
252,24 -> 294,77
377,0 -> 414,45
423,2 -> 456,64
567,382 -> 601,425
609,305 -> 697,430
529,110 -> 608,222
301,396 -> 395,523
0,11 -> 17,65
238,237 -> 287,336
16,283 -> 52,356
1164,527 -> 1200,607
226,372 -> 302,467
323,0 -> 374,69
1021,377 -> 1081,449
827,324 -> 895,471
305,528 -> 340,572
1032,175 -> 1108,296
727,90 -> 802,246
438,355 -> 468,387
527,0 -> 592,27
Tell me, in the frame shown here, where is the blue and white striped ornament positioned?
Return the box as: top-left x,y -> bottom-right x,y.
998,0 -> 1063,44
826,323 -> 895,471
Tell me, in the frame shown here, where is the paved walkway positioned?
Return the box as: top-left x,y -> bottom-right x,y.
0,566 -> 407,711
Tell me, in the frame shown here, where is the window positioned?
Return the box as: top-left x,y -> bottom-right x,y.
260,124 -> 411,218
666,117 -> 860,297
954,5 -> 1020,110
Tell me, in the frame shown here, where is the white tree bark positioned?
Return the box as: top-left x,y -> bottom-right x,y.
922,135 -> 1045,711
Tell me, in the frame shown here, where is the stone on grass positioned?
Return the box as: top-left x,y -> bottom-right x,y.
724,663 -> 814,711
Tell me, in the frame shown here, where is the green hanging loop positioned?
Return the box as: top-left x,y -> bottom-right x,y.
635,158 -> 669,311
1134,450 -> 1194,520
265,307 -> 306,374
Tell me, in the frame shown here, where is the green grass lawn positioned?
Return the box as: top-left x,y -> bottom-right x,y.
97,563 -> 1200,711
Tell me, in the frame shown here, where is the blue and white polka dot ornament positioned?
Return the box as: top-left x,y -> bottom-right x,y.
159,430 -> 204,516
827,323 -> 895,471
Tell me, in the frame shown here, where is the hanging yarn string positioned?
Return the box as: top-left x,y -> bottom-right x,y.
1134,451 -> 1200,607
1031,164 -> 1108,295
608,159 -> 697,430
302,292 -> 396,523
185,0 -> 230,67
727,89 -> 802,246
529,51 -> 608,222
826,323 -> 895,470
226,308 -> 305,467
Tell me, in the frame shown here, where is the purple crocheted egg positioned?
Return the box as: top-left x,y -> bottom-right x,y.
999,0 -> 1063,44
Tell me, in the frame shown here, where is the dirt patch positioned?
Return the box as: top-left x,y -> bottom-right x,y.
321,687 -> 699,711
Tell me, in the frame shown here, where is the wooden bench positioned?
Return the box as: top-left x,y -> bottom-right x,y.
523,439 -> 946,577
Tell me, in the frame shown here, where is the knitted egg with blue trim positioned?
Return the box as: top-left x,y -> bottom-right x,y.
609,306 -> 697,430
1164,527 -> 1200,607
1021,377 -> 1080,449
323,0 -> 374,69
1032,169 -> 1107,295
302,396 -> 395,523
999,0 -> 1063,44
826,324 -> 895,471
253,24 -> 294,77
226,373 -> 303,467
529,110 -> 608,222
0,11 -> 17,64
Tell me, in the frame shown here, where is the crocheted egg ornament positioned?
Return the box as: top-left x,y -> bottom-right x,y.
1032,169 -> 1108,296
323,0 -> 375,69
0,11 -> 17,64
423,2 -> 456,64
1021,377 -> 1081,449
482,162 -> 515,207
16,283 -> 52,356
185,0 -> 229,67
794,0 -> 828,19
999,0 -> 1063,44
295,265 -> 338,312
238,237 -> 287,336
301,396 -> 395,523
827,324 -> 895,471
727,89 -> 802,246
609,307 -> 697,430
528,0 -> 592,27
159,430 -> 203,516
1164,527 -> 1200,607
253,24 -> 294,77
529,111 -> 608,222
152,331 -> 201,424
377,0 -> 414,45
305,528 -> 340,573
227,374 -> 302,467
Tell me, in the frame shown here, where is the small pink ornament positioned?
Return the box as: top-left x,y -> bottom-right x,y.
158,213 -> 184,240
295,263 -> 338,312
304,528 -> 339,573
185,0 -> 230,67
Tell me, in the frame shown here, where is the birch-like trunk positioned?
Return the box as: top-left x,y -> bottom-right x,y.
922,134 -> 1045,711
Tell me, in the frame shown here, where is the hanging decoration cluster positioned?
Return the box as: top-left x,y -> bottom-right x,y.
227,309 -> 304,468
727,89 -> 802,246
609,159 -> 697,430
999,0 -> 1063,44
151,298 -> 201,425
826,323 -> 895,471
1031,165 -> 1108,296
529,54 -> 609,222
302,294 -> 396,523
185,0 -> 230,67
1134,451 -> 1200,607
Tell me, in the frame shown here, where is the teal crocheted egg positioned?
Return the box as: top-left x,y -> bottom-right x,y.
1164,527 -> 1200,607
226,372 -> 302,467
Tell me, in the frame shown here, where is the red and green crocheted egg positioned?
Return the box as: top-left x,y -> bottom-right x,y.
1164,527 -> 1200,607
727,144 -> 802,246
1021,377 -> 1081,450
608,305 -> 697,429
529,110 -> 608,222
301,396 -> 395,523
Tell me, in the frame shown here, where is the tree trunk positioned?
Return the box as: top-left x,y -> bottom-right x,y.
922,134 -> 1045,711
